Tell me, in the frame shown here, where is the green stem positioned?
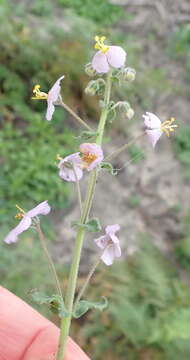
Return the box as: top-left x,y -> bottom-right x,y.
60,99 -> 92,131
36,223 -> 63,300
96,70 -> 112,145
56,70 -> 112,360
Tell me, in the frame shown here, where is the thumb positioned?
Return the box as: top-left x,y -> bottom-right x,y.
0,287 -> 90,360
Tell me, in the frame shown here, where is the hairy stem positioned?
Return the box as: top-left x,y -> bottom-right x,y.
56,70 -> 112,360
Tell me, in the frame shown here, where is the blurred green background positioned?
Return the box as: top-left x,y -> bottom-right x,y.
1,0 -> 190,359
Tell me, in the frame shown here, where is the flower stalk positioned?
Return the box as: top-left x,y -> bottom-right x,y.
60,99 -> 92,131
56,70 -> 113,360
36,222 -> 63,300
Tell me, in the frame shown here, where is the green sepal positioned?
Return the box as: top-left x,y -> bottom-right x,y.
101,162 -> 117,175
73,297 -> 108,318
31,291 -> 69,318
72,217 -> 101,233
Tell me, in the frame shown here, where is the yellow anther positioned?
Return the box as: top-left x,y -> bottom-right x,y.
94,35 -> 109,53
31,84 -> 48,100
56,154 -> 63,161
15,204 -> 25,220
15,213 -> 24,220
161,117 -> 178,137
81,153 -> 97,168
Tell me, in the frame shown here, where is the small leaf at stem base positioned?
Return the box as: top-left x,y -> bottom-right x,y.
73,297 -> 108,318
31,291 -> 69,318
72,217 -> 101,232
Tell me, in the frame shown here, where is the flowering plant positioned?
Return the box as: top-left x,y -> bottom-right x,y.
4,36 -> 178,359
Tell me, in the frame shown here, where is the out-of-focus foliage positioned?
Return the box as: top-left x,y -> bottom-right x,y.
175,210 -> 190,271
173,126 -> 190,178
168,24 -> 190,76
76,239 -> 190,360
58,0 -> 123,25
0,120 -> 73,223
0,1 -> 96,225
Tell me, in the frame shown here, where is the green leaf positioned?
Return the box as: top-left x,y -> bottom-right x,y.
73,297 -> 108,318
31,291 -> 69,318
101,162 -> 117,175
75,131 -> 99,141
72,217 -> 101,232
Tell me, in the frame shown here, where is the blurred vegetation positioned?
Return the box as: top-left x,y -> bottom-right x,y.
173,126 -> 190,178
73,239 -> 190,360
175,210 -> 190,272
168,24 -> 190,77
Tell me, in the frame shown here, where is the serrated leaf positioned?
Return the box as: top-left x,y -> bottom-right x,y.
73,297 -> 108,318
101,162 -> 117,175
31,291 -> 69,318
72,217 -> 101,232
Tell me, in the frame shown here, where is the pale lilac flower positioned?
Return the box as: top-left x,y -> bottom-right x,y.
32,75 -> 64,121
46,75 -> 64,121
80,143 -> 104,171
92,36 -> 126,74
4,201 -> 51,244
143,112 -> 178,148
58,153 -> 83,182
94,224 -> 121,266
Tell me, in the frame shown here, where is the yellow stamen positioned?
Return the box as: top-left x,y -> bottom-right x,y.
15,213 -> 24,220
15,204 -> 25,214
161,117 -> 178,137
31,84 -> 48,100
94,35 -> 110,54
15,204 -> 25,220
82,153 -> 97,168
56,154 -> 63,161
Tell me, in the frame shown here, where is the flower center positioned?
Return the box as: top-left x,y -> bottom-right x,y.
15,204 -> 25,219
94,36 -> 110,54
32,84 -> 48,100
161,117 -> 178,137
81,153 -> 97,168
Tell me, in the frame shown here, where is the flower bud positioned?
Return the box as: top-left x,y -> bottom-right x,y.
123,67 -> 136,82
84,80 -> 97,96
126,108 -> 135,120
85,63 -> 97,77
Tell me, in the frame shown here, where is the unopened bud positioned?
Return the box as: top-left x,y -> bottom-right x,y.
84,80 -> 97,96
123,67 -> 136,82
85,63 -> 96,77
126,108 -> 135,120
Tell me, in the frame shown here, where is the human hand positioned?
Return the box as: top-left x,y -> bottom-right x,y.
0,287 -> 90,360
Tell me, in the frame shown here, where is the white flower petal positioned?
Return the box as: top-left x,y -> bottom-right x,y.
46,101 -> 55,121
26,201 -> 51,217
94,235 -> 109,249
101,245 -> 115,266
106,46 -> 126,68
92,51 -> 109,73
146,129 -> 163,148
143,112 -> 162,129
4,217 -> 32,244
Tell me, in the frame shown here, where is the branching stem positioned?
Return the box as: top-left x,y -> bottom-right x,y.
56,70 -> 113,360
